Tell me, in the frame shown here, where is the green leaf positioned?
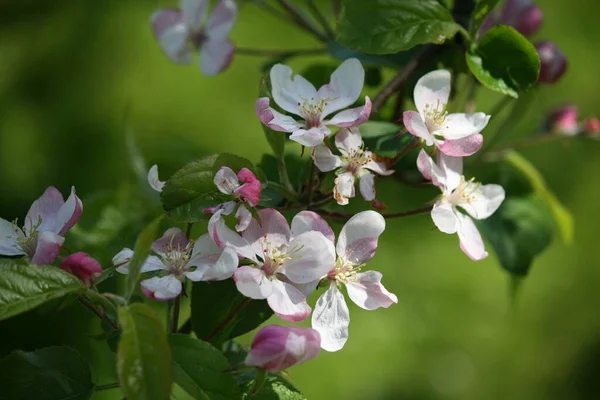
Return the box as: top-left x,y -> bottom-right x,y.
244,377 -> 306,400
161,154 -> 254,223
466,25 -> 540,98
118,303 -> 172,400
124,216 -> 163,302
0,260 -> 83,321
503,151 -> 574,244
337,0 -> 461,54
477,195 -> 554,276
0,346 -> 94,400
191,279 -> 273,348
359,121 -> 403,139
359,122 -> 414,157
470,0 -> 500,35
169,334 -> 242,400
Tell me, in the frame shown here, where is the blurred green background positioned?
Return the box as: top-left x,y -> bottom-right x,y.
1,0 -> 599,399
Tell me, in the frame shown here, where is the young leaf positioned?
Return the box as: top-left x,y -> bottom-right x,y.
337,0 -> 461,54
466,25 -> 540,98
169,334 -> 242,400
124,216 -> 163,302
470,0 -> 500,35
161,154 -> 254,222
0,346 -> 94,400
191,280 -> 273,348
359,121 -> 403,139
0,260 -> 83,321
244,377 -> 307,400
118,303 -> 172,400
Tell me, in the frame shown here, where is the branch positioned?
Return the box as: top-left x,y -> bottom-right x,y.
305,0 -> 335,39
276,0 -> 328,41
236,47 -> 327,57
317,206 -> 433,220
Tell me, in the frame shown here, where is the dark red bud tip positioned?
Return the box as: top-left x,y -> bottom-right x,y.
60,252 -> 102,285
513,6 -> 543,37
583,118 -> 600,137
371,199 -> 387,211
536,41 -> 568,84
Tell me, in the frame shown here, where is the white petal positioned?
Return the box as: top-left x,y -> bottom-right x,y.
289,126 -> 330,147
0,218 -> 24,256
140,275 -> 182,301
25,186 -> 64,234
205,0 -> 237,39
151,11 -> 192,64
282,231 -> 336,284
413,69 -> 451,119
403,111 -> 435,146
31,231 -> 64,265
147,165 -> 166,192
186,246 -> 238,281
460,184 -> 505,220
214,166 -> 239,195
290,211 -> 335,243
358,173 -> 376,201
326,99 -> 371,128
267,279 -> 311,322
346,271 -> 398,310
257,208 -> 291,247
141,255 -> 168,272
311,145 -> 342,172
431,201 -> 458,234
293,279 -> 321,298
333,172 -> 355,206
113,248 -> 133,274
364,155 -> 393,176
256,97 -> 303,133
438,153 -> 463,193
180,0 -> 208,30
200,37 -> 234,76
208,211 -> 257,260
334,127 -> 362,155
235,205 -> 252,232
336,210 -> 385,265
233,266 -> 272,299
317,58 -> 365,118
270,64 -> 318,116
55,187 -> 83,236
152,227 -> 189,255
416,149 -> 445,188
434,113 -> 491,140
456,213 -> 488,261
312,284 -> 350,352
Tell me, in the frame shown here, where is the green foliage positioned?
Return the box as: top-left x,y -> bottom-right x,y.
170,334 -> 242,400
191,279 -> 273,348
244,377 -> 307,400
470,0 -> 500,35
124,216 -> 163,302
117,303 -> 172,400
161,154 -> 254,222
0,346 -> 94,400
466,25 -> 540,98
359,121 -> 415,157
337,0 -> 461,54
0,260 -> 83,321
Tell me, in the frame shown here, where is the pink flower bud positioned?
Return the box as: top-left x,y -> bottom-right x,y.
546,105 -> 579,135
234,168 -> 262,207
60,252 -> 102,285
503,2 -> 543,37
536,41 -> 568,84
245,325 -> 321,372
583,117 -> 600,136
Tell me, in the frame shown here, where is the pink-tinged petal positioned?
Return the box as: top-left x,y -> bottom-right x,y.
234,168 -> 261,206
358,173 -> 376,202
150,10 -> 192,64
431,201 -> 458,234
245,325 -> 321,372
257,208 -> 291,246
333,172 -> 355,206
438,134 -> 483,157
546,105 -> 579,136
0,218 -> 24,256
186,246 -> 238,281
235,205 -> 252,232
290,211 -> 335,243
311,145 -> 342,172
281,231 -> 336,284
326,97 -> 371,128
417,149 -> 435,182
413,69 -> 451,119
334,127 -> 362,155
31,231 -> 64,265
55,187 -> 83,236
203,201 -> 236,215
437,153 -> 463,193
25,186 -> 64,235
180,0 -> 208,30
459,184 -> 505,220
140,275 -> 182,301
403,110 -> 434,146
148,165 -> 165,192
317,58 -> 365,118
289,126 -> 330,147
311,283 -> 349,352
208,211 -> 257,260
152,227 -> 189,255
293,279 -> 320,298
112,248 -> 133,274
206,0 -> 237,39
270,64 -> 318,116
346,271 -> 397,310
267,280 -> 311,322
141,255 -> 168,272
255,97 -> 303,133
200,37 -> 234,76
234,266 -> 272,299
434,112 -> 490,140
214,166 -> 239,195
60,252 -> 103,285
364,155 -> 394,176
336,210 -> 385,265
456,213 -> 488,261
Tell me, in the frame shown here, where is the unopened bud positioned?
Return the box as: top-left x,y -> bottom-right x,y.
546,105 -> 579,136
245,325 -> 321,372
583,117 -> 600,137
60,252 -> 102,285
504,2 -> 543,37
536,41 -> 568,84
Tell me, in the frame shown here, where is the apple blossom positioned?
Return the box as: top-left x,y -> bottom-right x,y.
113,227 -> 238,301
256,58 -> 371,147
546,105 -> 579,136
312,127 -> 393,205
536,41 -> 568,84
60,252 -> 102,285
480,0 -> 543,37
403,70 -> 491,157
417,150 -> 505,261
148,165 -> 166,192
151,0 -> 237,76
208,208 -> 335,322
245,325 -> 321,372
583,117 -> 600,137
0,186 -> 83,265
204,166 -> 262,232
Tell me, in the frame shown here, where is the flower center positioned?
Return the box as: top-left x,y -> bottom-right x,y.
424,100 -> 448,132
158,238 -> 195,275
297,97 -> 332,128
259,238 -> 304,277
12,217 -> 42,257
447,176 -> 481,206
327,257 -> 362,284
342,145 -> 371,176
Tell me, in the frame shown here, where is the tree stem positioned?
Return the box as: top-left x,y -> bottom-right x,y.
318,206 -> 433,220
77,295 -> 119,331
235,47 -> 326,57
94,382 -> 120,391
306,161 -> 317,209
170,294 -> 181,334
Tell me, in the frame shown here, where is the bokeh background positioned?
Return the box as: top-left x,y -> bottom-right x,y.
1,0 -> 599,399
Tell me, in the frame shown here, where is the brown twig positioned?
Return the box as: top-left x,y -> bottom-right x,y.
318,206 -> 433,220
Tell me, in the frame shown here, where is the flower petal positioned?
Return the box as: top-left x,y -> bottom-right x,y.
113,248 -> 133,274
417,149 -> 445,188
150,10 -> 192,64
60,252 -> 103,284
267,279 -> 311,322
336,210 -> 385,265
456,213 -> 488,261
180,0 -> 208,30
235,204 -> 252,232
208,211 -> 257,260
140,275 -> 182,301
0,218 -> 24,256
333,172 -> 355,206
290,211 -> 335,243
364,155 -> 394,176
214,166 -> 239,195
326,97 -> 371,128
438,134 -> 483,157
186,246 -> 238,281
403,110 -> 434,146
142,255 -> 168,272
431,201 -> 458,234
257,208 -> 291,247
270,64 -> 318,116
205,0 -> 237,39
460,184 -> 505,220
413,69 -> 451,119
234,168 -> 261,206
31,231 -> 64,265
346,271 -> 398,310
438,153 -> 463,193
434,112 -> 490,140
334,127 -> 362,155
203,200 -> 236,215
233,266 -> 272,299
289,126 -> 330,147
152,227 -> 189,255
312,284 -> 349,352
317,58 -> 365,118
311,145 -> 342,172
25,186 -> 64,235
255,97 -> 303,133
55,187 -> 83,236
147,165 -> 166,192
358,173 -> 376,201
281,231 -> 336,284
200,37 -> 234,76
